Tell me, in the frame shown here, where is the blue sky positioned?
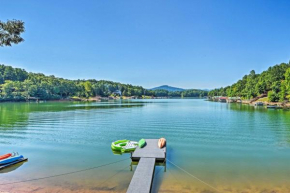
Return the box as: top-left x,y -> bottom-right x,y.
1,0 -> 290,89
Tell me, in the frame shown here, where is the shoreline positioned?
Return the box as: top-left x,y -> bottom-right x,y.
208,97 -> 290,109
2,178 -> 290,193
0,96 -> 206,103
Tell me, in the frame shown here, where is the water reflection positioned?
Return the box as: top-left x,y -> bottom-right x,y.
0,101 -> 144,129
1,99 -> 290,193
226,103 -> 290,145
0,159 -> 28,174
0,103 -> 30,128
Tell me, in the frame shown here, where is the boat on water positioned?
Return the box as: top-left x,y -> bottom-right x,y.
0,153 -> 12,160
255,102 -> 264,106
0,152 -> 28,170
0,154 -> 23,165
266,105 -> 282,109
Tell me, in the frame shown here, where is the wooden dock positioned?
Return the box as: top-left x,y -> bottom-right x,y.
127,139 -> 166,193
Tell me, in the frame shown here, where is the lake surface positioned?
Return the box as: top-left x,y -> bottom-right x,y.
0,99 -> 290,193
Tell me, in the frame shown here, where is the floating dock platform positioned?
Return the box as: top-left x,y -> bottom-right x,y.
127,139 -> 166,193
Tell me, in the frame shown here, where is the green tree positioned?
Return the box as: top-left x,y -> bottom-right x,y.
245,70 -> 257,99
28,85 -> 38,97
268,91 -> 279,102
83,81 -> 93,97
0,74 -> 3,84
0,20 -> 25,46
3,66 -> 16,80
2,81 -> 14,98
280,80 -> 287,102
209,62 -> 290,102
285,68 -> 290,100
14,68 -> 28,81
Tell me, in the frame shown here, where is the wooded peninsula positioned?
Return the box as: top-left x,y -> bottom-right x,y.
208,62 -> 290,103
0,64 -> 208,102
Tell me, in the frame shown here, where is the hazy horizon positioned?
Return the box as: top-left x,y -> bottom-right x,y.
1,0 -> 290,89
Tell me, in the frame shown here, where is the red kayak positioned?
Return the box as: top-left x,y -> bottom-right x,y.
0,153 -> 12,160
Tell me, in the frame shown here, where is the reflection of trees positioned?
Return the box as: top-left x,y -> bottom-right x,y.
0,103 -> 30,128
0,102 -> 144,129
277,110 -> 290,144
228,103 -> 290,144
227,103 -> 268,113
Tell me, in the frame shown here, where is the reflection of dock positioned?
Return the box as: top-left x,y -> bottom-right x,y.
127,139 -> 166,193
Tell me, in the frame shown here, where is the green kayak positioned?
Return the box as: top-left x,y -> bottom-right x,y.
139,139 -> 146,148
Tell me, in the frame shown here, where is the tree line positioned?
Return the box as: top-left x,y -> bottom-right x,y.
147,89 -> 208,98
0,64 -> 146,101
208,62 -> 290,102
0,64 -> 208,102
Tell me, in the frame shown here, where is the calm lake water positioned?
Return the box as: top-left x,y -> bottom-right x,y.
1,99 -> 290,193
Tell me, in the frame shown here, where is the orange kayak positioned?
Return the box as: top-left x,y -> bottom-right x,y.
0,153 -> 12,160
158,138 -> 166,148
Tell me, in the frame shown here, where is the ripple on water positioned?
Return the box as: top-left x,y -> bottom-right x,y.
1,100 -> 290,192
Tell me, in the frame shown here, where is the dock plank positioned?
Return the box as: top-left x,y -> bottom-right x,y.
127,157 -> 156,193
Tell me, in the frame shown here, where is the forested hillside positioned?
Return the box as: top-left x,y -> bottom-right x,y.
208,62 -> 290,102
0,64 -> 208,102
149,89 -> 208,98
0,64 -> 145,101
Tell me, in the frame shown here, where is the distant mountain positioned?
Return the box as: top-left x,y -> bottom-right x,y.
149,85 -> 211,92
149,85 -> 185,92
